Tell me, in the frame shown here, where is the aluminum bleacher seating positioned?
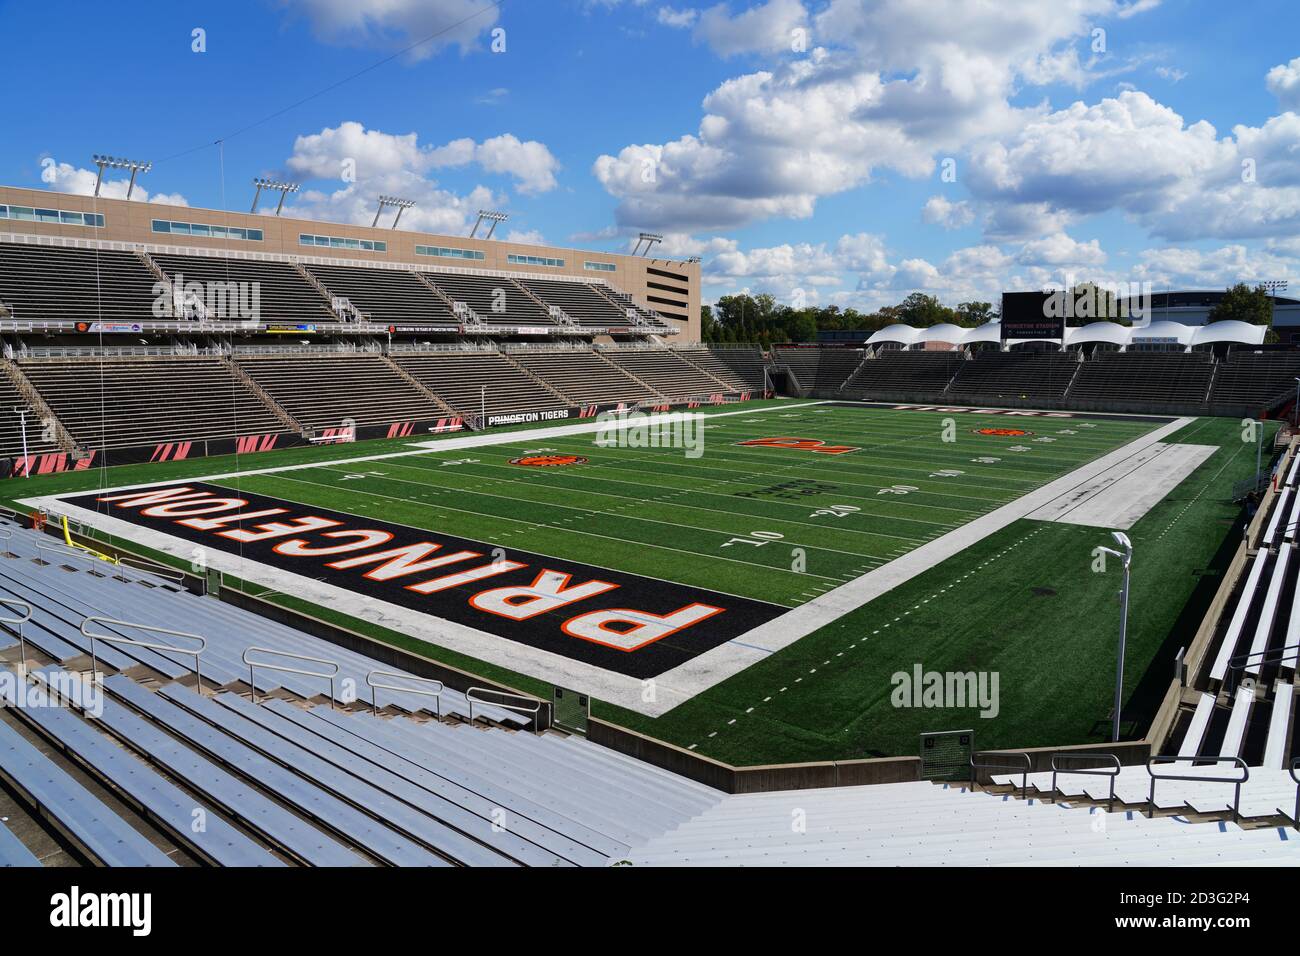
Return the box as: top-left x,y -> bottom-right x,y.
8,671 -> 282,866
771,347 -> 864,392
424,272 -> 554,326
235,352 -> 443,429
1208,349 -> 1300,408
510,349 -> 658,405
840,351 -> 964,396
1067,351 -> 1215,406
947,350 -> 1080,400
0,706 -> 175,866
627,780 -> 1300,866
601,348 -> 730,399
705,347 -> 769,390
1209,550 -> 1269,683
1262,682 -> 1295,770
305,263 -> 456,326
516,278 -> 625,328
153,252 -> 333,323
392,350 -> 569,419
0,243 -> 157,324
17,356 -> 285,450
0,818 -> 40,867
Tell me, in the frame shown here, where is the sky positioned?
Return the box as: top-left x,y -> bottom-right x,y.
0,0 -> 1297,313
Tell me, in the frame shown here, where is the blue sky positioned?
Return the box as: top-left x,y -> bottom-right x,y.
1,0 -> 1297,311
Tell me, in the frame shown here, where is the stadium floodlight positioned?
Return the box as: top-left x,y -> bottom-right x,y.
91,154 -> 151,199
1096,531 -> 1133,743
250,178 -> 299,215
469,210 -> 509,239
632,232 -> 663,256
685,256 -> 702,264
372,195 -> 416,229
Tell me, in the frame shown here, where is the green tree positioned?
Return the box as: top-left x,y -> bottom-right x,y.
1208,283 -> 1274,325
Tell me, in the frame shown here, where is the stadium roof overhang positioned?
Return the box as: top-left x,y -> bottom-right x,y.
915,323 -> 967,345
867,324 -> 921,346
961,322 -> 1002,346
1189,320 -> 1267,347
1065,321 -> 1130,348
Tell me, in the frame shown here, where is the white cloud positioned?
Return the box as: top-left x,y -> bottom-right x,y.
40,161 -> 188,206
694,0 -> 808,57
1266,56 -> 1300,111
1015,232 -> 1106,267
279,0 -> 500,60
286,121 -> 559,197
922,195 -> 975,229
657,6 -> 697,28
1155,65 -> 1187,82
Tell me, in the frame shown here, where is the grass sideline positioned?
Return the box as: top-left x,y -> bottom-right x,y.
3,404 -> 1268,765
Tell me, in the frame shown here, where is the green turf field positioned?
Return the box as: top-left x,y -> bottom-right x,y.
196,403 -> 1158,606
9,402 -> 1272,765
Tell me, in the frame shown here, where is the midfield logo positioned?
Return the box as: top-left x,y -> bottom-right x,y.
972,427 -> 1034,437
735,436 -> 861,455
510,455 -> 588,467
69,483 -> 783,678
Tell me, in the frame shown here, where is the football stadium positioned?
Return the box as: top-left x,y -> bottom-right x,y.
0,3 -> 1297,915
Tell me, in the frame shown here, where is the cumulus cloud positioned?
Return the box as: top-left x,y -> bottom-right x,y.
921,195 -> 975,230
594,0 -> 1154,232
279,0 -> 501,59
657,6 -> 697,28
286,121 -> 559,201
1266,56 -> 1300,111
694,0 -> 807,57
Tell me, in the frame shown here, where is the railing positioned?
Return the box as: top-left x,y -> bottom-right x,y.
969,750 -> 1032,797
82,617 -> 207,692
466,686 -> 544,731
1146,755 -> 1249,822
1050,752 -> 1122,810
0,598 -> 33,673
36,540 -> 100,573
366,670 -> 443,717
1225,641 -> 1300,690
1290,758 -> 1299,830
113,554 -> 189,587
243,646 -> 340,707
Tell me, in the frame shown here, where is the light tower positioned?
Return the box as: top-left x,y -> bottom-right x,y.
372,195 -> 416,229
250,179 -> 299,215
469,210 -> 508,239
91,155 -> 151,199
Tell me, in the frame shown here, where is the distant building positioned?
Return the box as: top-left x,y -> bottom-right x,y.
1114,290 -> 1300,331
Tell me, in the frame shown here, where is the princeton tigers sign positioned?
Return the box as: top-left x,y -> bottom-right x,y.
67,484 -> 782,678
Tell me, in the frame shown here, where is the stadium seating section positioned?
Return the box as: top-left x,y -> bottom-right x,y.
392,350 -> 569,418
602,347 -> 727,398
153,253 -> 334,323
772,346 -> 865,391
1209,349 -> 1300,407
510,349 -> 658,405
0,244 -> 158,324
947,351 -> 1081,400
235,352 -> 446,429
1068,351 -> 1215,406
17,356 -> 284,449
841,351 -> 965,396
305,263 -> 455,327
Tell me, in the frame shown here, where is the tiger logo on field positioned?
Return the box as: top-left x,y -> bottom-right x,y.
972,427 -> 1034,437
510,454 -> 588,467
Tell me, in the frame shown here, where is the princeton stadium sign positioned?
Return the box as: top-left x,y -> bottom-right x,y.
67,484 -> 783,678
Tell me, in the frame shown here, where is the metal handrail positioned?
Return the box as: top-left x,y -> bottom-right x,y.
36,540 -> 99,573
1050,752 -> 1122,811
466,686 -> 544,731
0,598 -> 33,673
970,750 -> 1033,797
366,670 -> 443,718
1226,642 -> 1300,689
1290,758 -> 1300,831
113,554 -> 188,585
81,617 -> 207,693
1146,755 -> 1250,822
243,646 -> 339,708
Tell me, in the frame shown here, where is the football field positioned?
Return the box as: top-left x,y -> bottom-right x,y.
18,401 -> 1266,764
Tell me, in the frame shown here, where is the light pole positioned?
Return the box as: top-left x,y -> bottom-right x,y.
1255,418 -> 1264,488
1293,377 -> 1299,429
1097,531 -> 1133,743
480,384 -> 486,428
12,407 -> 29,478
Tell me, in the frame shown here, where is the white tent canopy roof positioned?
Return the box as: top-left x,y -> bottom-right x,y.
867,324 -> 922,346
915,323 -> 967,344
1128,320 -> 1195,346
962,321 -> 1002,345
1065,322 -> 1131,347
1190,320 -> 1267,347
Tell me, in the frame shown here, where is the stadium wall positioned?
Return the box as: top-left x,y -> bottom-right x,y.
0,185 -> 700,339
